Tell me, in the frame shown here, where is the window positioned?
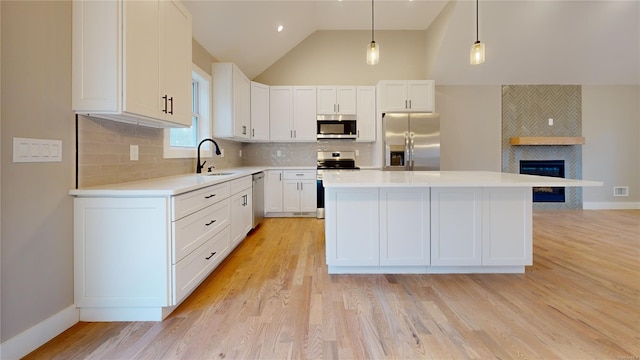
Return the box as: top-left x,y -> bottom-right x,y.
163,64 -> 212,158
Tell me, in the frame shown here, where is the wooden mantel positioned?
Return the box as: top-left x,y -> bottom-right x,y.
510,137 -> 586,145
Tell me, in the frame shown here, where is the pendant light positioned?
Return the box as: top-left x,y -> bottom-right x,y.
470,0 -> 485,64
366,0 -> 379,65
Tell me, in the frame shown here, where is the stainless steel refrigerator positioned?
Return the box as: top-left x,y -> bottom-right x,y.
383,113 -> 440,171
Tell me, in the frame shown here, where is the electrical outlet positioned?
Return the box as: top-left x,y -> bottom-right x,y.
130,145 -> 139,161
548,118 -> 554,126
355,150 -> 360,157
220,148 -> 225,157
239,149 -> 243,157
276,150 -> 282,157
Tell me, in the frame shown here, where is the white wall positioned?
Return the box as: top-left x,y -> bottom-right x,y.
1,0 -> 75,343
583,85 -> 640,207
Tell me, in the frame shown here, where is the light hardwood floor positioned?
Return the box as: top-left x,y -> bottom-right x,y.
24,210 -> 639,359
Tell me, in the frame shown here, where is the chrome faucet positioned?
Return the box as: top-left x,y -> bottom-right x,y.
196,138 -> 222,173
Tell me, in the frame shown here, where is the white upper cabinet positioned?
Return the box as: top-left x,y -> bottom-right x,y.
269,86 -> 316,142
72,0 -> 192,128
377,80 -> 434,113
316,86 -> 357,115
250,82 -> 270,141
355,86 -> 376,142
212,63 -> 251,140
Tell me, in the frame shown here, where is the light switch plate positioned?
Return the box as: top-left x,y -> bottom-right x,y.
13,137 -> 62,163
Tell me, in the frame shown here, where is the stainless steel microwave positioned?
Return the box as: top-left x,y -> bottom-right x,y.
317,115 -> 357,139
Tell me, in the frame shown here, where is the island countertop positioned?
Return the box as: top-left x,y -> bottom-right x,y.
322,170 -> 602,188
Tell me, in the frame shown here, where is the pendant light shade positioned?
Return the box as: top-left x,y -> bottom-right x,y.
367,0 -> 379,65
367,41 -> 379,65
470,0 -> 485,64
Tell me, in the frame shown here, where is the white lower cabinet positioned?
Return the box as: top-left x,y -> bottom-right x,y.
430,187 -> 483,266
230,176 -> 253,248
73,178 -> 252,321
283,170 -> 317,213
380,188 -> 430,266
266,169 -> 316,216
430,187 -> 532,267
325,187 -> 379,266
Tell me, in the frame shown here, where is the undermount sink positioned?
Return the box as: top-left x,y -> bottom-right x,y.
203,172 -> 234,176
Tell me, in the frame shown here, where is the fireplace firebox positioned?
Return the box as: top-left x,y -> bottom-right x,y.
520,160 -> 565,202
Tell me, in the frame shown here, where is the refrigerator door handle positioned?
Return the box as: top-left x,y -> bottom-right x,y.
410,132 -> 415,170
404,132 -> 410,170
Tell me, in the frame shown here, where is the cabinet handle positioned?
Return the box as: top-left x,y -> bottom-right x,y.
337,104 -> 340,113
205,219 -> 217,226
294,130 -> 297,138
300,182 -> 303,191
296,183 -> 299,191
168,97 -> 174,114
205,194 -> 216,199
252,128 -> 255,137
290,130 -> 293,138
205,252 -> 216,260
334,104 -> 336,113
162,95 -> 168,113
358,130 -> 360,138
408,100 -> 412,109
296,173 -> 303,176
405,100 -> 408,109
242,125 -> 247,135
279,173 -> 282,181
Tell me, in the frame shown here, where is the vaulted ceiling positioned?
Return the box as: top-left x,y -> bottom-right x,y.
182,0 -> 640,85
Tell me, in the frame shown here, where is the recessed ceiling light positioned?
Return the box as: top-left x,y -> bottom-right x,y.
277,25 -> 284,32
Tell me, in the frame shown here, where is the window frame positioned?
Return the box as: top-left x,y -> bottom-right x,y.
163,64 -> 212,159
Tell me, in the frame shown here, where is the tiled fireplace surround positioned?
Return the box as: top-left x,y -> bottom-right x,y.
502,85 -> 583,210
78,85 -> 584,210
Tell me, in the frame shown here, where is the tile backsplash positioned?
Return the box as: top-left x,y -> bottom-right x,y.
77,116 -> 375,187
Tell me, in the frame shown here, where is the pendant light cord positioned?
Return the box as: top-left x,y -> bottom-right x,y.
371,0 -> 375,42
475,0 -> 479,42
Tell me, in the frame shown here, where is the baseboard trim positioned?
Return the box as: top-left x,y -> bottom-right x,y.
583,202 -> 640,210
1,305 -> 79,360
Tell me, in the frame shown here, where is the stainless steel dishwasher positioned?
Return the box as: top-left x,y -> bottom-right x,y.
252,172 -> 265,229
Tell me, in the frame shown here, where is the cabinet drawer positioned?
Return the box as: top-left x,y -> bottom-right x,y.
172,182 -> 231,220
173,198 -> 230,263
230,175 -> 252,194
283,170 -> 316,180
173,226 -> 230,304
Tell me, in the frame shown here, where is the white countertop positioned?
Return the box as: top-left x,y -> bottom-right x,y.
322,170 -> 603,188
69,166 -> 316,197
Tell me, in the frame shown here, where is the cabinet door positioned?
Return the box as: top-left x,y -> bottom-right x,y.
161,0 -> 192,126
356,86 -> 376,142
299,180 -> 317,212
378,80 -> 408,112
407,80 -> 434,112
292,86 -> 317,142
336,86 -> 357,114
283,180 -> 301,212
325,188 -> 379,266
124,0 -> 164,120
269,87 -> 293,141
380,188 -> 430,266
430,188 -> 482,266
482,187 -> 532,266
265,170 -> 283,213
233,65 -> 251,138
316,86 -> 337,114
230,191 -> 245,247
250,82 -> 270,141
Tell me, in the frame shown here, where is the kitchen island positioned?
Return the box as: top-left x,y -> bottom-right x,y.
322,170 -> 601,274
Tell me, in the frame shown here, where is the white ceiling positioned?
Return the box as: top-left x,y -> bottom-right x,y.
183,0 -> 640,84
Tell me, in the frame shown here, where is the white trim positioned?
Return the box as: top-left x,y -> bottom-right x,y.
583,202 -> 640,210
1,305 -> 79,360
163,63 -> 212,159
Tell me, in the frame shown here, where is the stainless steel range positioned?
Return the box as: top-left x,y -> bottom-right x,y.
316,151 -> 359,219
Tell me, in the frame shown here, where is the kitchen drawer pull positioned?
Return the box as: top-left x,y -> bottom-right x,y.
162,95 -> 168,113
205,219 -> 217,226
205,252 -> 217,260
204,194 -> 216,199
296,173 -> 304,176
